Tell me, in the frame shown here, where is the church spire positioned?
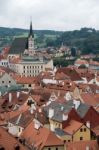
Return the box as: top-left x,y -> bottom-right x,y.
28,20 -> 35,56
29,20 -> 34,38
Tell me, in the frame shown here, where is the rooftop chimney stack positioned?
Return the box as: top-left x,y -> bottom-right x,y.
9,93 -> 12,103
63,114 -> 68,121
86,121 -> 90,128
73,99 -> 80,109
48,108 -> 54,119
17,91 -> 20,98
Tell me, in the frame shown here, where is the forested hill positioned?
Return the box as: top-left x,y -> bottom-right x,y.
0,27 -> 99,54
0,27 -> 62,49
0,27 -> 62,37
46,28 -> 99,54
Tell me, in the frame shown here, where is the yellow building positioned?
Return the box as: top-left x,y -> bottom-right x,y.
63,120 -> 90,142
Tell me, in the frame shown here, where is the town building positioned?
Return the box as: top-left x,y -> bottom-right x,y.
8,21 -> 53,77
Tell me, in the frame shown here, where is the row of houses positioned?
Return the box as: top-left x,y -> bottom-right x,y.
0,65 -> 99,149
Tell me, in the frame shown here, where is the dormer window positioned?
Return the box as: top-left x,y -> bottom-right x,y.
27,100 -> 34,106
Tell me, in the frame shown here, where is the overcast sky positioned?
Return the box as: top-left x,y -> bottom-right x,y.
0,0 -> 99,31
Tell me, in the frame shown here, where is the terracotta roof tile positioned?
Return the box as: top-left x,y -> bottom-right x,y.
0,127 -> 27,150
56,67 -> 82,81
66,140 -> 99,150
81,93 -> 98,107
21,121 -> 63,150
63,120 -> 83,135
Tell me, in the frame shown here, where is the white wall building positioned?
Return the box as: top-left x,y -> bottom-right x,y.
9,57 -> 53,77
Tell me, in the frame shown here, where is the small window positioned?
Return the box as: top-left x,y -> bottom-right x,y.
59,124 -> 61,128
56,148 -> 58,150
2,81 -> 4,83
28,84 -> 31,87
80,128 -> 83,132
9,81 -> 11,83
84,128 -> 86,132
23,66 -> 25,69
48,148 -> 50,150
80,137 -> 83,140
64,140 -> 66,143
19,128 -> 21,132
68,140 -> 70,142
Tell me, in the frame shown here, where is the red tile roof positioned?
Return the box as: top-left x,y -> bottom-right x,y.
63,120 -> 83,135
66,140 -> 99,150
0,127 -> 27,150
21,121 -> 63,150
57,67 -> 82,81
81,93 -> 98,107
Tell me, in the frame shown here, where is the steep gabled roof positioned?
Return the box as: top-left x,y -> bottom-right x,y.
21,121 -> 63,150
57,67 -> 82,81
9,37 -> 28,54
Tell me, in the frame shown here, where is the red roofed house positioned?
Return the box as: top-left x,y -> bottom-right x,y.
21,119 -> 64,150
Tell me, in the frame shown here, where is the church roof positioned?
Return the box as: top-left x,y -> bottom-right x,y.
9,37 -> 28,54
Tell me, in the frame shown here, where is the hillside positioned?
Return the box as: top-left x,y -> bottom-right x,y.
46,28 -> 99,54
0,27 -> 62,50
0,27 -> 99,55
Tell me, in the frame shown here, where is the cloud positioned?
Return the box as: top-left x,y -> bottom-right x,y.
0,0 -> 99,31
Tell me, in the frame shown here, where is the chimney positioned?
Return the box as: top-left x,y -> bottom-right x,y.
73,99 -> 80,110
65,92 -> 72,101
63,114 -> 68,121
9,93 -> 12,103
38,108 -> 42,113
17,91 -> 20,98
0,91 -> 2,97
86,146 -> 90,150
48,108 -> 54,119
58,91 -> 60,97
31,104 -> 36,110
34,119 -> 41,130
30,108 -> 34,114
86,121 -> 90,128
61,106 -> 64,111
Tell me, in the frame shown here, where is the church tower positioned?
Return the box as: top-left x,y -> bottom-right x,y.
28,21 -> 35,56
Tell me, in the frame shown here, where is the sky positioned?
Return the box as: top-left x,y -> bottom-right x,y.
0,0 -> 99,31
